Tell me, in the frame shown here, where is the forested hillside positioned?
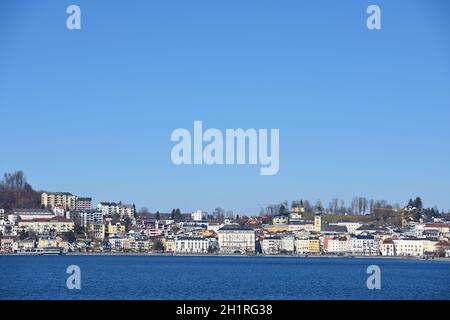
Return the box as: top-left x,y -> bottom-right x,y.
0,171 -> 41,210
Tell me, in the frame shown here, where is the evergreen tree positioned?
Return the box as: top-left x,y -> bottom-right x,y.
279,205 -> 287,215
407,198 -> 414,207
414,197 -> 423,210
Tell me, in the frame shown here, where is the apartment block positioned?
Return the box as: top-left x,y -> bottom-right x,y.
261,236 -> 281,255
324,236 -> 349,254
18,217 -> 74,233
71,210 -> 104,227
41,192 -> 76,210
107,222 -> 126,235
97,202 -> 135,218
350,235 -> 379,256
191,210 -> 208,221
75,197 -> 92,211
280,235 -> 295,253
87,223 -> 106,240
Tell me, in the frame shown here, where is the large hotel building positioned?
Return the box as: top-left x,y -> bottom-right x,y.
218,225 -> 256,254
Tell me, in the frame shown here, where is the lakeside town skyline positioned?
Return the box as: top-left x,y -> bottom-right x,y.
1,170 -> 449,258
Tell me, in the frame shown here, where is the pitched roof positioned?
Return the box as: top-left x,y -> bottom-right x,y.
219,225 -> 254,231
425,224 -> 450,228
19,216 -> 72,223
76,197 -> 92,201
322,224 -> 347,233
43,192 -> 73,196
13,209 -> 53,214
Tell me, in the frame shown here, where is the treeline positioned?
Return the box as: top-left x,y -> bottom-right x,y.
0,171 -> 41,210
260,196 -> 439,218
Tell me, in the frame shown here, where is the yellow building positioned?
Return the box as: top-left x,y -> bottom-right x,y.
308,239 -> 321,254
199,229 -> 216,237
291,207 -> 305,214
38,238 -> 58,248
38,237 -> 69,252
163,238 -> 176,252
107,222 -> 125,235
314,214 -> 322,232
295,238 -> 309,254
295,238 -> 320,254
87,223 -> 105,240
41,192 -> 76,210
128,239 -> 151,252
19,217 -> 74,233
264,225 -> 289,233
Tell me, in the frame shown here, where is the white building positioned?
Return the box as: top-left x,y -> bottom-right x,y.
191,210 -> 208,222
380,239 -> 396,256
218,225 -> 256,254
207,223 -> 223,233
0,237 -> 15,253
18,217 -> 74,233
13,239 -> 36,252
128,238 -> 151,252
175,237 -> 209,254
52,204 -> 66,217
273,215 -> 288,225
335,222 -> 362,234
261,237 -> 281,255
108,235 -> 127,251
12,209 -> 55,222
288,222 -> 307,232
289,212 -> 303,222
97,202 -> 135,218
280,235 -> 295,253
325,236 -> 349,254
294,238 -> 309,254
393,238 -> 424,257
423,240 -> 439,254
350,235 -> 379,256
0,219 -> 14,235
74,210 -> 104,227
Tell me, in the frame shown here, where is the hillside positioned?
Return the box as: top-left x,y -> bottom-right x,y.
0,171 -> 41,210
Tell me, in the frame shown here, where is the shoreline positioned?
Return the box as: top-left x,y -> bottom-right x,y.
2,252 -> 450,261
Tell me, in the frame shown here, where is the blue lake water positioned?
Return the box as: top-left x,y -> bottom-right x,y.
0,255 -> 449,300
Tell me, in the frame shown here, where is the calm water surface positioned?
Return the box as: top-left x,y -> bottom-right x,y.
1,255 -> 449,300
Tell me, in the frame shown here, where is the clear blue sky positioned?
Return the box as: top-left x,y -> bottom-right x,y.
1,0 -> 449,214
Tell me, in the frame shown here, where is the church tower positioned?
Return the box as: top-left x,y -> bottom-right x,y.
314,212 -> 322,232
